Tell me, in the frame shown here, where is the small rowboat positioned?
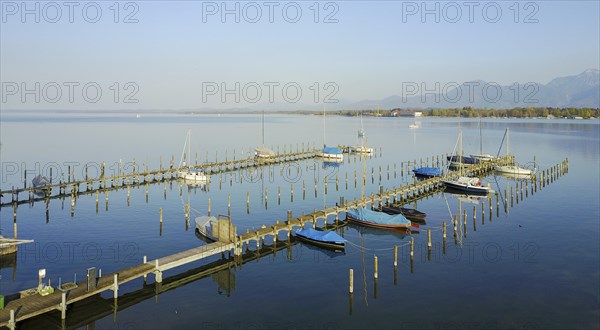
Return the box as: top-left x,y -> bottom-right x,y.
412,167 -> 442,177
380,206 -> 426,222
293,228 -> 345,250
346,208 -> 419,229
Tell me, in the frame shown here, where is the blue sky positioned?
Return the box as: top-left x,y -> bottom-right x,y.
1,1 -> 598,110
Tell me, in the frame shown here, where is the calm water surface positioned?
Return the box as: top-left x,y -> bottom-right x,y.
0,114 -> 598,329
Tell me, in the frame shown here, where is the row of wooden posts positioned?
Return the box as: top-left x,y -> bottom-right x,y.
347,158 -> 569,297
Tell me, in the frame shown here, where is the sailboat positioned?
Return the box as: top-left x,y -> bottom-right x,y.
177,130 -> 208,183
442,113 -> 492,194
322,107 -> 344,161
408,112 -> 420,129
351,112 -> 373,154
495,128 -> 535,177
254,111 -> 275,159
446,112 -> 480,167
470,116 -> 496,162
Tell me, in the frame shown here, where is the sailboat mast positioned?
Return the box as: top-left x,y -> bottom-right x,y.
188,130 -> 191,167
262,110 -> 265,146
323,106 -> 326,146
507,127 -> 510,156
458,109 -> 462,157
479,116 -> 483,154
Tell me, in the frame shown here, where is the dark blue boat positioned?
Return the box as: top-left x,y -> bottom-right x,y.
447,155 -> 480,166
413,167 -> 442,177
293,228 -> 345,250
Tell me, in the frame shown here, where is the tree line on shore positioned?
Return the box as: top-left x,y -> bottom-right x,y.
328,107 -> 599,118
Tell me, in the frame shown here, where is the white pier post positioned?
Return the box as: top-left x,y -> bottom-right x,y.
61,292 -> 67,319
113,274 -> 119,299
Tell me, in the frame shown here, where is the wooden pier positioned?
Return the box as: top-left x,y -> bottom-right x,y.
0,156 -> 570,328
0,146 -> 322,208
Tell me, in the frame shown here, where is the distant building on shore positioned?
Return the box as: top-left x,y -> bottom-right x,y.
391,109 -> 423,117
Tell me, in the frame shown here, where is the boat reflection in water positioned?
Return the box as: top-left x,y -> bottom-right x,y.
443,188 -> 487,205
347,223 -> 419,240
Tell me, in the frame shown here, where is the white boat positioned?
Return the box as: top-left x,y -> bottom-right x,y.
408,123 -> 420,129
470,117 -> 496,162
322,107 -> 344,161
471,153 -> 496,162
351,145 -> 373,154
496,165 -> 534,176
254,146 -> 275,158
179,168 -> 208,182
494,128 -> 535,176
352,113 -> 373,153
443,114 -> 491,194
177,130 -> 209,182
255,111 -> 275,159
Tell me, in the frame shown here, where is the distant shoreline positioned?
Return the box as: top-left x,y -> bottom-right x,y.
2,107 -> 599,119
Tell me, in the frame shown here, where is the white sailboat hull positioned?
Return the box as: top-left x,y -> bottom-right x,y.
351,146 -> 373,154
322,153 -> 344,160
495,165 -> 534,176
178,169 -> 209,182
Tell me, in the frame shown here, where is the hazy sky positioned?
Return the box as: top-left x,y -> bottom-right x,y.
1,1 -> 598,110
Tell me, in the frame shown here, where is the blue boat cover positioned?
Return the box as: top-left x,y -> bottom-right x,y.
323,145 -> 342,154
295,228 -> 345,243
413,167 -> 442,176
347,208 -> 410,225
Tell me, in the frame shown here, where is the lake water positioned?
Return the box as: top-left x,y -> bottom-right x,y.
1,114 -> 598,329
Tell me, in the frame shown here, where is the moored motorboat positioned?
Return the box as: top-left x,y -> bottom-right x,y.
442,176 -> 493,194
346,207 -> 418,229
293,227 -> 345,250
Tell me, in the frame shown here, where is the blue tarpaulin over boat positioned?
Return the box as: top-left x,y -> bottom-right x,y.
294,228 -> 345,244
347,208 -> 411,225
323,145 -> 342,154
413,167 -> 442,177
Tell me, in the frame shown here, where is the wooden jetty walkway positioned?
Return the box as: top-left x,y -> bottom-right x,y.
0,146 -> 322,208
0,156 -> 570,328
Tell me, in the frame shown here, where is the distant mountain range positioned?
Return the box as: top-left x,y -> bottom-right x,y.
349,69 -> 599,110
